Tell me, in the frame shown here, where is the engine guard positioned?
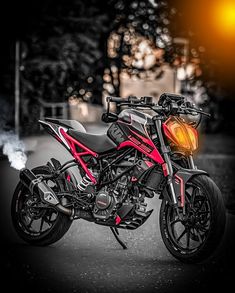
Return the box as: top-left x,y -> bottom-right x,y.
162,167 -> 209,207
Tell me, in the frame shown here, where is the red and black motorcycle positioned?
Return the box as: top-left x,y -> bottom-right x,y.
11,93 -> 226,263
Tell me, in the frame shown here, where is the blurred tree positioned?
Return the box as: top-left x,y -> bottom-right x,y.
22,0 -> 225,132
20,0 -> 112,132
103,0 -> 171,97
20,0 -> 171,109
21,0 -> 110,105
0,0 -> 231,134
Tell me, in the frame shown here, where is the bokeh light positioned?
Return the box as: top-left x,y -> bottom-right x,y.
214,1 -> 235,37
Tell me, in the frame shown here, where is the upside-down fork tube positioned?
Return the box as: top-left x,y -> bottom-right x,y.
171,167 -> 209,209
154,118 -> 178,206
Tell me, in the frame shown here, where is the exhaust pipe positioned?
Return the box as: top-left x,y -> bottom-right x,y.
20,168 -> 73,217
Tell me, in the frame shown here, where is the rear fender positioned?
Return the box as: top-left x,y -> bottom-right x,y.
39,120 -> 70,150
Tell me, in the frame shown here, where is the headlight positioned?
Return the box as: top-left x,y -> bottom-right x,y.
163,117 -> 198,151
185,125 -> 198,150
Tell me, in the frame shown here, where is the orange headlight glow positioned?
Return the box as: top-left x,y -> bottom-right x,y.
163,117 -> 198,151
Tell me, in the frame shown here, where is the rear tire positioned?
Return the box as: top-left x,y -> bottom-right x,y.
11,165 -> 73,246
160,175 -> 226,263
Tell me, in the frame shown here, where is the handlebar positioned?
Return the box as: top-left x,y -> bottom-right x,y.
106,94 -> 211,118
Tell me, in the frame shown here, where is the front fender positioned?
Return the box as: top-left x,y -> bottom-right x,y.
173,168 -> 209,207
162,165 -> 209,206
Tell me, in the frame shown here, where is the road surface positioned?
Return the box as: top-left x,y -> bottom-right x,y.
1,125 -> 235,293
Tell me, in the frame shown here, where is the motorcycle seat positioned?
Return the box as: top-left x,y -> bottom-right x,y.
68,129 -> 117,154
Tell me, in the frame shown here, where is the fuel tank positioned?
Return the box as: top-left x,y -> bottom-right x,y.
108,109 -> 153,144
107,109 -> 164,164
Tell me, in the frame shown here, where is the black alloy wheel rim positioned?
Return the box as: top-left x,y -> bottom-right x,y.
165,183 -> 211,254
16,180 -> 59,237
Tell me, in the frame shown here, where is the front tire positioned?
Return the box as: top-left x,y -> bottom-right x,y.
160,174 -> 226,263
11,165 -> 73,246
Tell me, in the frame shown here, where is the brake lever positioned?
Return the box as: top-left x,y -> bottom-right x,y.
191,108 -> 211,117
182,107 -> 211,118
198,109 -> 211,117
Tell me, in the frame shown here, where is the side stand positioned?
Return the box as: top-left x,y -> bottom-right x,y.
110,227 -> 127,250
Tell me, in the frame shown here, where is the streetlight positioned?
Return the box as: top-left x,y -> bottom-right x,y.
15,40 -> 20,136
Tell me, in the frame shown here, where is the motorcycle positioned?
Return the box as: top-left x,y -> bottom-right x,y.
11,93 -> 226,263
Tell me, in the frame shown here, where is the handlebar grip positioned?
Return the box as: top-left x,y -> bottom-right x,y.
106,96 -> 121,103
106,96 -> 129,103
106,96 -> 139,103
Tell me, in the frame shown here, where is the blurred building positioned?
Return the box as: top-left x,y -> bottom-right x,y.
120,63 -> 180,103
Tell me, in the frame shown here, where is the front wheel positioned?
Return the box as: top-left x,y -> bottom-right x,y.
160,174 -> 226,263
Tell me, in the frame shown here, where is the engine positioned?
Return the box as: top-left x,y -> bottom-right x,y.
87,153 -> 164,224
92,186 -> 117,220
92,171 -> 129,220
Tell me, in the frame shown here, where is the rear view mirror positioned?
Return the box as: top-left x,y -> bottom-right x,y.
101,112 -> 118,123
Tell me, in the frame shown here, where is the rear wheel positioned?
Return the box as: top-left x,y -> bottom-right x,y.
11,165 -> 73,246
160,174 -> 226,263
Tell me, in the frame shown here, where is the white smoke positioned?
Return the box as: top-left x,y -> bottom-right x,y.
0,131 -> 27,170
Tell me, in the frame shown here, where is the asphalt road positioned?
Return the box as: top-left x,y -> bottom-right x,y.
1,124 -> 235,293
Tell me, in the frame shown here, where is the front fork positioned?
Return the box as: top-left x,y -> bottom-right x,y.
154,118 -> 196,215
154,118 -> 178,205
188,154 -> 196,169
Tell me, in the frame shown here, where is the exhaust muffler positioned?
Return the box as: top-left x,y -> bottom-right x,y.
20,168 -> 73,217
